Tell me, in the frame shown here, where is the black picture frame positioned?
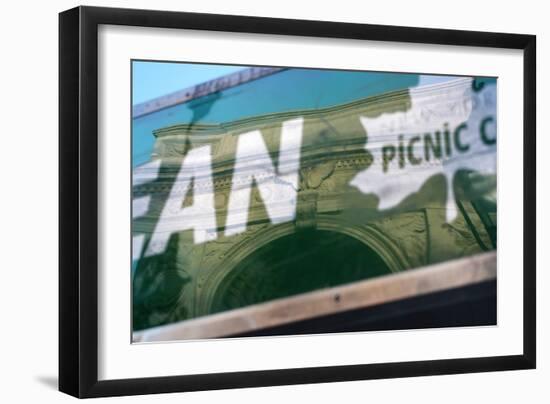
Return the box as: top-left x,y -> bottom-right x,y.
59,5 -> 536,398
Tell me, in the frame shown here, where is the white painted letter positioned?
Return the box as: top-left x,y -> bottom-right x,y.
225,118 -> 303,236
132,159 -> 161,261
146,145 -> 217,256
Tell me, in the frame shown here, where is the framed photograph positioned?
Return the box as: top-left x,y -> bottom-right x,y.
59,6 -> 536,398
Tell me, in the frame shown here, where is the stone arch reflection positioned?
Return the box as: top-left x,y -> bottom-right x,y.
209,229 -> 392,315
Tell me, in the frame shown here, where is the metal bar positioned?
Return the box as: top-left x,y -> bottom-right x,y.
132,66 -> 285,118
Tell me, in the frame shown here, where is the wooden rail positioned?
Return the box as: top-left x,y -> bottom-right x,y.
134,251 -> 496,342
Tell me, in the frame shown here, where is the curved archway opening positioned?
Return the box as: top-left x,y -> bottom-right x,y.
210,230 -> 391,314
